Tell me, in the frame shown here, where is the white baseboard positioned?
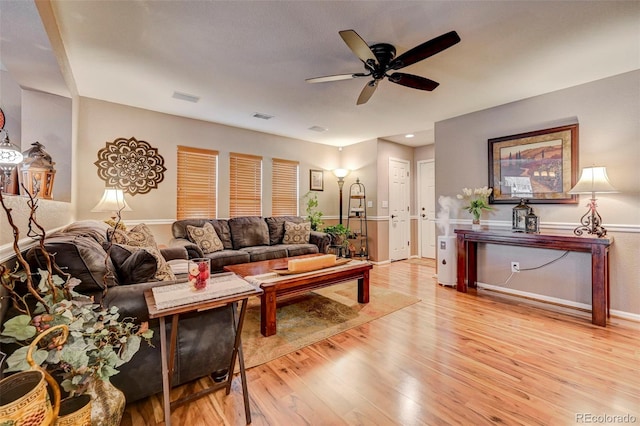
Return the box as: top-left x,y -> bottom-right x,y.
478,282 -> 640,323
370,259 -> 391,266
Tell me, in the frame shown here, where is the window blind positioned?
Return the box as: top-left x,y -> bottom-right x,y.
272,158 -> 299,216
177,146 -> 218,219
229,152 -> 262,217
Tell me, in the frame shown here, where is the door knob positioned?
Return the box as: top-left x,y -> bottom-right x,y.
391,214 -> 396,219
421,214 -> 426,218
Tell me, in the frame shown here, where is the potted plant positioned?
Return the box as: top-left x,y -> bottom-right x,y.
0,191 -> 153,425
303,191 -> 324,231
323,224 -> 351,250
457,186 -> 493,229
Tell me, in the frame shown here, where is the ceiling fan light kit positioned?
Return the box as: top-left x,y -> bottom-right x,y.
307,29 -> 460,104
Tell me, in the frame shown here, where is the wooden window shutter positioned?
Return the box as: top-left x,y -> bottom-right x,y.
177,146 -> 218,219
229,152 -> 262,217
272,158 -> 299,216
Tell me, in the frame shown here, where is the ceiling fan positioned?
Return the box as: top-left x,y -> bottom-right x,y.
306,30 -> 461,105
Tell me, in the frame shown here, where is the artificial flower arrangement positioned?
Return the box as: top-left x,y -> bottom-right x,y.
188,259 -> 210,290
457,186 -> 494,221
0,191 -> 153,397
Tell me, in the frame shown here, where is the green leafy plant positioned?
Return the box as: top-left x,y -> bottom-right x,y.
303,191 -> 324,231
323,224 -> 351,247
457,186 -> 493,221
0,190 -> 153,396
1,270 -> 152,395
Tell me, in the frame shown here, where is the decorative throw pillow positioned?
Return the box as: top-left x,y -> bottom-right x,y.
283,221 -> 311,245
186,222 -> 224,254
146,246 -> 176,281
106,243 -> 158,285
109,228 -> 129,245
108,223 -> 175,281
124,223 -> 158,247
111,244 -> 176,281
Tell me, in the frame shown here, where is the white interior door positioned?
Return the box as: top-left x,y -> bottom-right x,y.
389,158 -> 410,261
418,160 -> 436,258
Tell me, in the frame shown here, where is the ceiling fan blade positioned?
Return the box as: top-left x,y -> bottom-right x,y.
388,73 -> 439,91
306,73 -> 368,83
357,80 -> 378,105
389,31 -> 460,70
339,30 -> 378,66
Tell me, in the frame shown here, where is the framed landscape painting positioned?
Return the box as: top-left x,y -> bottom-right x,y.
488,124 -> 579,204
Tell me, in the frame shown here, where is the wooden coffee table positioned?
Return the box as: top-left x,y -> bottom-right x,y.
224,254 -> 372,337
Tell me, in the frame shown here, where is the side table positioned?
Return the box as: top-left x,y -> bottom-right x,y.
144,282 -> 262,425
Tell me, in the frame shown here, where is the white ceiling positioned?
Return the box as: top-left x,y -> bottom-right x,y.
2,1 -> 639,147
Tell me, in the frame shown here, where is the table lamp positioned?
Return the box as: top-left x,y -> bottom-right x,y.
91,187 -> 132,220
568,166 -> 618,237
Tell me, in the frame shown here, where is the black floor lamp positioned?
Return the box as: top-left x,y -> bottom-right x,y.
333,168 -> 349,224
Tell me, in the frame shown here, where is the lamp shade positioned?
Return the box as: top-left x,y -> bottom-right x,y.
568,166 -> 618,195
333,168 -> 350,179
91,188 -> 132,213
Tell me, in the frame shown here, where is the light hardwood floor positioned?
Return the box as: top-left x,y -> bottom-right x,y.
122,260 -> 640,425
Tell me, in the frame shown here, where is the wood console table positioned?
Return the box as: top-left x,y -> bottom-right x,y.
454,228 -> 613,327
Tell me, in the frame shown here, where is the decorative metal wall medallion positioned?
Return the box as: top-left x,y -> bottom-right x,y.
94,136 -> 166,195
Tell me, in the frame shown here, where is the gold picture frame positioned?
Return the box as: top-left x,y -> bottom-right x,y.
488,124 -> 578,204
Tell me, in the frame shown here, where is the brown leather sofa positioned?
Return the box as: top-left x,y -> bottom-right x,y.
1,220 -> 236,403
170,216 -> 331,272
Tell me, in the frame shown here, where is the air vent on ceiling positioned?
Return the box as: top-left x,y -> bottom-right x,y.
309,126 -> 327,132
172,91 -> 200,103
252,112 -> 274,120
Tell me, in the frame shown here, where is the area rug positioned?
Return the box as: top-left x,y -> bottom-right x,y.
240,282 -> 420,369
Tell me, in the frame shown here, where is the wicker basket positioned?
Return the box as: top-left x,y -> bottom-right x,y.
0,369 -> 52,425
0,325 -> 69,425
56,395 -> 91,426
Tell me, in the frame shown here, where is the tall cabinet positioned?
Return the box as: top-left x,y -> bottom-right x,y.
347,178 -> 368,260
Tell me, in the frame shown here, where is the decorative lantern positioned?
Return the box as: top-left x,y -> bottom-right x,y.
19,142 -> 56,199
512,198 -> 529,232
525,208 -> 539,233
0,130 -> 24,193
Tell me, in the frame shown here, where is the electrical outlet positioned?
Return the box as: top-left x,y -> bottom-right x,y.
511,261 -> 520,273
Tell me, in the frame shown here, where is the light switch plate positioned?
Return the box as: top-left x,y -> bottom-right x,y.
381,200 -> 388,208
367,201 -> 373,208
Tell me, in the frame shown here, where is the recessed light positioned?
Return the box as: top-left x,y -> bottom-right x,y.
172,91 -> 200,103
252,112 -> 274,120
309,126 -> 328,132
405,134 -> 415,138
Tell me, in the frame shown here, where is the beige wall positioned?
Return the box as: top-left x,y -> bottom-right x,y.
0,72 -> 74,258
435,70 -> 640,316
75,97 -> 342,241
22,90 -> 72,202
414,144 -> 435,163
341,139 -> 377,216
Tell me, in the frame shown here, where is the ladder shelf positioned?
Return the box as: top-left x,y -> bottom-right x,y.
346,178 -> 368,260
